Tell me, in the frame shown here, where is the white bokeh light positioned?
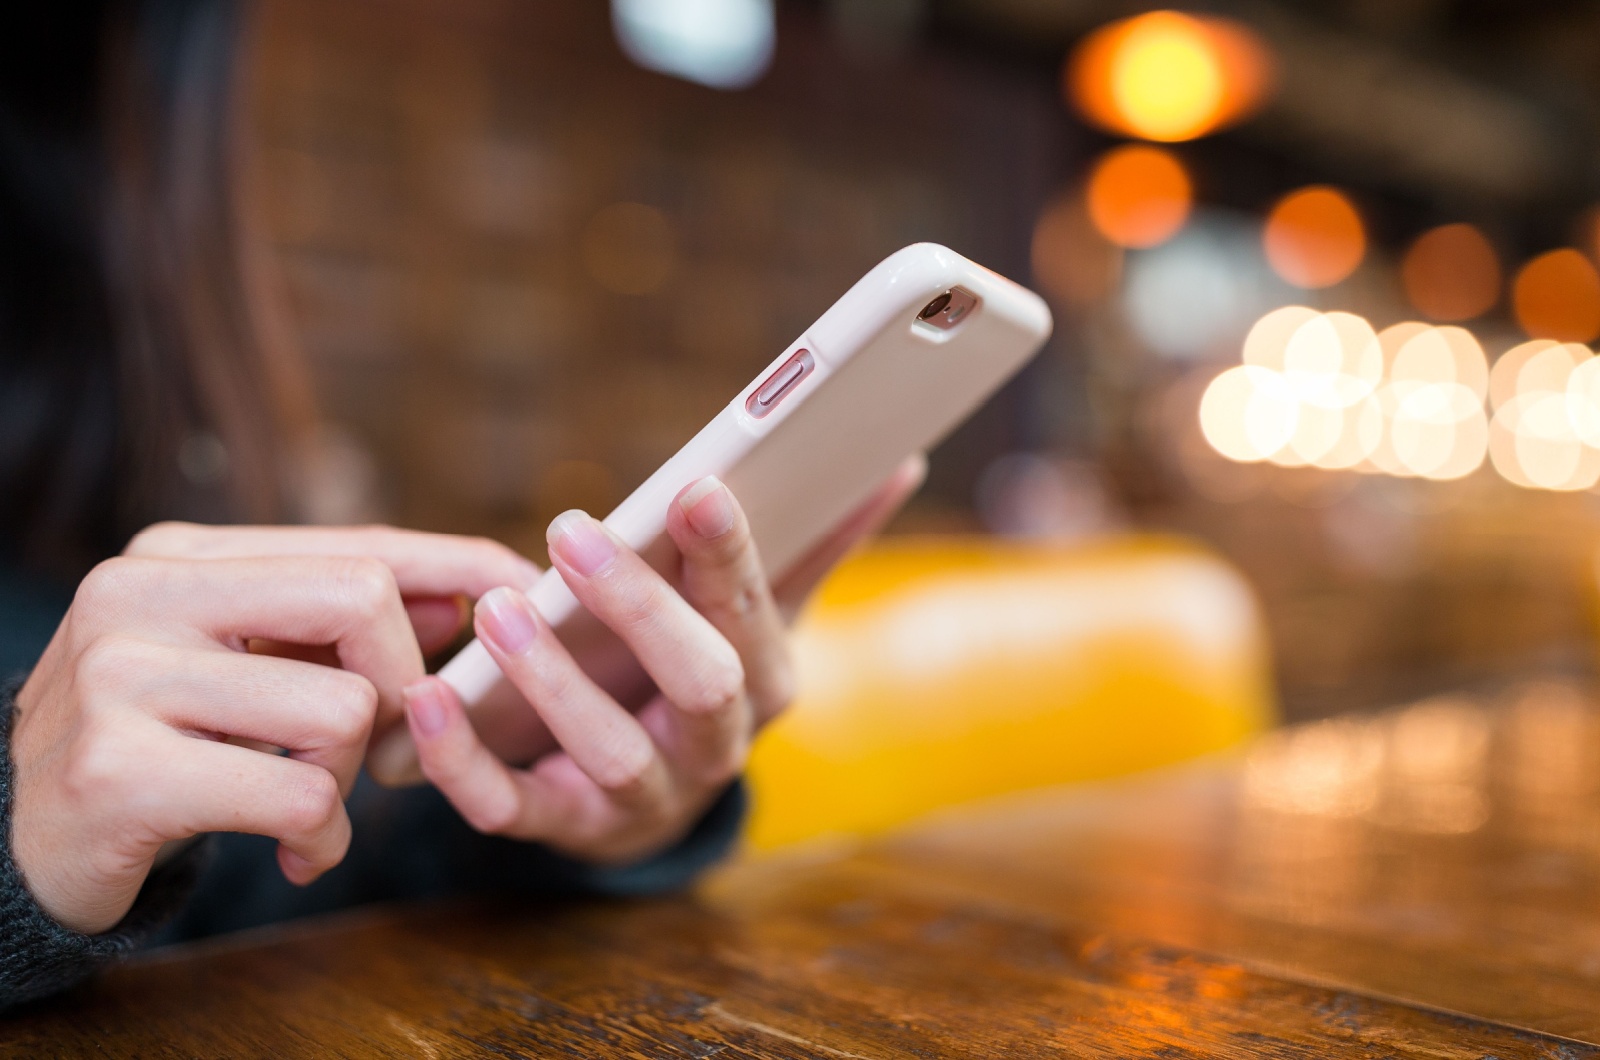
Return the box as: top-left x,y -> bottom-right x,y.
612,0 -> 775,90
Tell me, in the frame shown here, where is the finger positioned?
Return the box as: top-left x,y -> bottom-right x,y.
475,587 -> 670,803
82,555 -> 424,757
545,511 -> 748,725
133,646 -> 378,796
773,453 -> 927,619
404,677 -> 647,850
666,476 -> 790,728
403,677 -> 524,834
406,595 -> 469,656
150,736 -> 352,885
125,523 -> 541,599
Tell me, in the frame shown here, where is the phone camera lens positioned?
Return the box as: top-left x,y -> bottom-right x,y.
919,293 -> 953,320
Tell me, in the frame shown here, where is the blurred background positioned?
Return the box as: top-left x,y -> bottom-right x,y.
249,0 -> 1600,724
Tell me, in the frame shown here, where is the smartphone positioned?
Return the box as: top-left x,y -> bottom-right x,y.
438,242 -> 1051,707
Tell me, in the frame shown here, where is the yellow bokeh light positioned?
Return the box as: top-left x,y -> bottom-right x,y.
1564,356 -> 1600,447
1111,16 -> 1222,142
1191,307 -> 1600,489
1486,340 -> 1600,491
1488,339 -> 1558,411
1387,382 -> 1486,480
1314,396 -> 1384,470
1066,12 -> 1273,143
1390,326 -> 1488,398
1282,311 -> 1381,409
1490,392 -> 1600,491
1517,341 -> 1589,397
1199,365 -> 1297,462
1243,305 -> 1319,371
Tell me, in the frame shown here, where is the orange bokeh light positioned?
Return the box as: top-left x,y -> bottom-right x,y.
1066,11 -> 1273,143
1512,249 -> 1600,343
1400,224 -> 1500,322
1263,186 -> 1366,289
1084,145 -> 1192,249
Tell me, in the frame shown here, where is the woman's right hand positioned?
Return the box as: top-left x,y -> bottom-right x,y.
8,524 -> 539,936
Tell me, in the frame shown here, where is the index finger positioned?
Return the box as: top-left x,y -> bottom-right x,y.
91,555 -> 425,768
125,523 -> 541,600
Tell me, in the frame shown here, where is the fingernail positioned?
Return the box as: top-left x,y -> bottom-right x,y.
547,511 -> 615,577
680,476 -> 735,539
403,679 -> 448,737
478,587 -> 539,655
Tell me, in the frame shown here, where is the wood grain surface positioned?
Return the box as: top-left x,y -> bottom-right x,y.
10,681 -> 1600,1057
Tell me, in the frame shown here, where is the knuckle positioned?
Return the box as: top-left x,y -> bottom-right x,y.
76,635 -> 155,697
334,557 -> 399,620
282,769 -> 343,838
75,557 -> 150,610
124,521 -> 200,557
63,721 -> 138,804
680,652 -> 746,717
703,581 -> 763,623
593,740 -> 656,794
415,742 -> 465,789
607,577 -> 664,632
464,796 -> 519,836
324,672 -> 379,744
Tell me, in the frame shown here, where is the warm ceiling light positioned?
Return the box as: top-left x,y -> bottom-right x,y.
1512,249 -> 1600,343
1263,186 -> 1366,289
1066,11 -> 1273,143
1400,224 -> 1501,322
1084,145 -> 1192,249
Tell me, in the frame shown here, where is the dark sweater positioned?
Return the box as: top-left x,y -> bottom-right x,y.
0,570 -> 746,1012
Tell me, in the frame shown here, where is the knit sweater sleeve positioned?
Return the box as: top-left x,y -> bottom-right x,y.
0,675 -> 207,1012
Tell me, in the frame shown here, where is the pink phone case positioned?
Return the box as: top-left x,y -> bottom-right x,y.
438,242 -> 1051,706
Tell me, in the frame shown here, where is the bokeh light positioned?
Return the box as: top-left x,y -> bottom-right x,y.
1487,339 -> 1558,411
1512,249 -> 1600,342
1400,224 -> 1500,322
1486,341 -> 1600,490
1205,310 -> 1490,482
1199,365 -> 1297,462
1066,11 -> 1273,143
611,0 -> 775,90
1263,187 -> 1366,289
1084,145 -> 1192,249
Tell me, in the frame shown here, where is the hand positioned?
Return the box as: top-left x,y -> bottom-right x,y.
10,525 -> 538,934
400,457 -> 925,863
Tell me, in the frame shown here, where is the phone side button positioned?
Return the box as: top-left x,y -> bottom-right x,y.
747,349 -> 815,419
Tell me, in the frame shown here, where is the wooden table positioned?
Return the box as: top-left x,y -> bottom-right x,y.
12,681 -> 1600,1057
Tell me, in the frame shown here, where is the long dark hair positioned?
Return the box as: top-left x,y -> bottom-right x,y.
0,0 -> 310,583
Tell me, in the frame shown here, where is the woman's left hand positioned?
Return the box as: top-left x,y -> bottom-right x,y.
401,460 -> 922,863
